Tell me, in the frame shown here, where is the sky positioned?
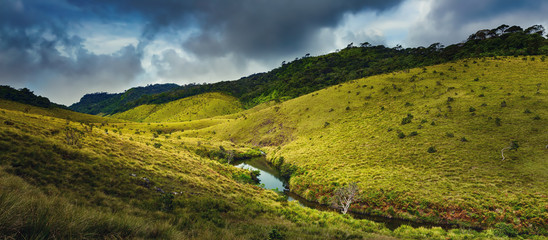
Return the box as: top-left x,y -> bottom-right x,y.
1,0 -> 547,105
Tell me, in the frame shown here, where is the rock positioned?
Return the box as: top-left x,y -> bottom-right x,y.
155,186 -> 165,194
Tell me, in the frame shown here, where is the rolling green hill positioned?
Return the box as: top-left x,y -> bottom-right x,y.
0,99 -> 122,123
69,83 -> 180,115
0,85 -> 67,109
70,25 -> 548,116
2,56 -> 546,239
182,56 -> 548,235
110,92 -> 243,122
0,102 -> 406,239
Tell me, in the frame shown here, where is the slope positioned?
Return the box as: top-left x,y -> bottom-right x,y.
70,25 -> 548,115
69,83 -> 180,115
0,85 -> 66,109
186,56 -> 548,235
0,102 -> 408,240
0,99 -> 122,123
110,92 -> 243,122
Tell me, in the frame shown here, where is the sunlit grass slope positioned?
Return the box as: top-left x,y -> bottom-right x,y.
189,56 -> 548,234
1,105 -> 420,239
0,99 -> 122,123
111,92 -> 243,122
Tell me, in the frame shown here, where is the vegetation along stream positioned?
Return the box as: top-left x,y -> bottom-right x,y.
234,157 -> 480,231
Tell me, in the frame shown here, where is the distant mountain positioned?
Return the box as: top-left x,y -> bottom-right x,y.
71,24 -> 547,116
0,85 -> 66,109
69,83 -> 179,115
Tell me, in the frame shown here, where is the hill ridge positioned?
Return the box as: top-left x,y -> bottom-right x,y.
70,24 -> 547,115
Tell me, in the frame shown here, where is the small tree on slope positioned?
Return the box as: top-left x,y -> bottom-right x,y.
331,182 -> 360,214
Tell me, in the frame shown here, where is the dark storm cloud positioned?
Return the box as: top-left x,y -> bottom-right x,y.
0,0 -> 143,104
1,0 -> 406,104
408,0 -> 548,46
68,0 -> 404,57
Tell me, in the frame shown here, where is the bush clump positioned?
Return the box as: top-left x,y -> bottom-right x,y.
401,113 -> 414,125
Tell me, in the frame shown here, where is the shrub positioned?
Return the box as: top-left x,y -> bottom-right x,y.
533,115 -> 541,120
409,131 -> 418,137
500,101 -> 507,107
445,132 -> 454,138
160,193 -> 174,212
401,113 -> 413,125
64,127 -> 82,146
495,117 -> 501,126
268,228 -> 285,240
523,109 -> 532,114
469,107 -> 476,112
494,223 -> 518,237
427,146 -> 437,153
153,143 -> 162,148
398,132 -> 406,139
460,137 -> 469,142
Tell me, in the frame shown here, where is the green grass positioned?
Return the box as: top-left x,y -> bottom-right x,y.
2,56 -> 547,239
188,56 -> 548,235
0,99 -> 122,123
0,171 -> 182,239
110,92 -> 243,122
0,103 -> 404,239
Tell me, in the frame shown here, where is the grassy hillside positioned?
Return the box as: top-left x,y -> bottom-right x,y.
0,85 -> 66,109
183,56 -> 548,235
1,103 -> 416,239
0,99 -> 122,123
70,25 -> 548,115
110,92 -> 243,122
69,83 -> 180,115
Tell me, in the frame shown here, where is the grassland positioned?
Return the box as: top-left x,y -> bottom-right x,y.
182,56 -> 548,236
110,92 -> 243,122
0,99 -> 122,123
0,102 -> 408,239
1,56 -> 547,239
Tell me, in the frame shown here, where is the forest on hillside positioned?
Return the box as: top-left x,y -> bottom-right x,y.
64,25 -> 548,114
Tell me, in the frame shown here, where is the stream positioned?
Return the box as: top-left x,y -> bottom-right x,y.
234,157 -> 472,231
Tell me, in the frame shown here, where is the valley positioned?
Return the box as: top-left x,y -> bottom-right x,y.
2,56 -> 546,239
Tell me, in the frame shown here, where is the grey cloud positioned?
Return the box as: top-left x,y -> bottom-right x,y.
2,0 -> 406,105
408,0 -> 548,46
67,0 -> 403,58
184,0 -> 403,58
0,25 -> 143,105
151,49 -> 255,84
0,0 -> 144,105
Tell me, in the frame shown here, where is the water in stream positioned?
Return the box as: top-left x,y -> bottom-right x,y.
234,157 -> 471,231
234,158 -> 295,201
